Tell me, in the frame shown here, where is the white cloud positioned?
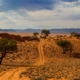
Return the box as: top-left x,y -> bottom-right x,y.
0,1 -> 80,29
78,0 -> 80,2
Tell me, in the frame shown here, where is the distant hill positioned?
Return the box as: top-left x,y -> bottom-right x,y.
50,28 -> 80,34
0,29 -> 16,32
0,28 -> 80,34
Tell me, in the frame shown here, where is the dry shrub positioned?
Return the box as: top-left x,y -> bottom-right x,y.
22,36 -> 32,40
22,36 -> 40,41
13,35 -> 25,42
74,78 -> 80,80
31,76 -> 47,80
0,33 -> 25,42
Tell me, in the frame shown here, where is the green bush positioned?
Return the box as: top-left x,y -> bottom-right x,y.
57,40 -> 72,54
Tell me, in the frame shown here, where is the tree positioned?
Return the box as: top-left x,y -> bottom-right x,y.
70,32 -> 76,37
57,40 -> 72,55
70,32 -> 80,38
33,32 -> 39,38
0,38 -> 17,64
41,29 -> 50,38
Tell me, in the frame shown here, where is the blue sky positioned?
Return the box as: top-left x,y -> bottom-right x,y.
0,0 -> 80,29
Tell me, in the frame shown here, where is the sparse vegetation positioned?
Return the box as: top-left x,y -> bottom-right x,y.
0,38 -> 17,64
20,61 -> 80,80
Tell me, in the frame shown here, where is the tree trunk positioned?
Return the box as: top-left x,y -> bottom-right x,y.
62,47 -> 66,54
69,46 -> 72,57
0,57 -> 3,65
0,51 -> 6,65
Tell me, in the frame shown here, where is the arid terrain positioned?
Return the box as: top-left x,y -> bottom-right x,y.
0,32 -> 80,80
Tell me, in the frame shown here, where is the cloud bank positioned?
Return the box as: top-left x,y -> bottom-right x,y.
0,0 -> 80,29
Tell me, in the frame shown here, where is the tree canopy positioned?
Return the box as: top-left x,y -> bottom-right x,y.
33,32 -> 39,38
41,29 -> 50,38
0,38 -> 17,64
57,40 -> 72,54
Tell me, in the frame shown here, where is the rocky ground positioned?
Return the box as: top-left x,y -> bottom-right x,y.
20,57 -> 80,80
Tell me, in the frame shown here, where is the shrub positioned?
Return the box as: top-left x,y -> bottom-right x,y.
73,52 -> 80,59
70,32 -> 80,38
22,36 -> 40,41
31,76 -> 47,80
57,40 -> 72,55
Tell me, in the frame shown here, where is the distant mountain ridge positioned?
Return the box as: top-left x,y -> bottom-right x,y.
0,28 -> 80,34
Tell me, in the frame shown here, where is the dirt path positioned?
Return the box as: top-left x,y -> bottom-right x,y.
36,39 -> 45,65
0,39 -> 45,80
0,68 -> 30,80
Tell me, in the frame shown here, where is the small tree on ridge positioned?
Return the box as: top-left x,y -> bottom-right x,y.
57,40 -> 72,55
33,32 -> 39,38
41,29 -> 50,38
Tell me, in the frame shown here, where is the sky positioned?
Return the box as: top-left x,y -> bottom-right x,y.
0,0 -> 80,29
